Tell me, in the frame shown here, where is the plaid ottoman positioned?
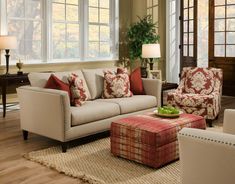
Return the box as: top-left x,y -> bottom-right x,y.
111,112 -> 206,168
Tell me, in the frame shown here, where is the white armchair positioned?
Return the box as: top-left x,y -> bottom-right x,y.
178,109 -> 235,184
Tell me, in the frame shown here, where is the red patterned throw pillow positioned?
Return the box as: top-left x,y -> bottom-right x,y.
68,73 -> 88,106
44,74 -> 71,99
130,67 -> 145,95
103,68 -> 133,98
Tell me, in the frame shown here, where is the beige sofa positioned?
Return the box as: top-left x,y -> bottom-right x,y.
17,68 -> 162,152
178,109 -> 235,184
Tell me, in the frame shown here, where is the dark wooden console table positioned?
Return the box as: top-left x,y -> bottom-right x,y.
161,82 -> 178,106
0,73 -> 29,117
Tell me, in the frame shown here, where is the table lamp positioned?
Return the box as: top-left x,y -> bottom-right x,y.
0,35 -> 17,74
142,43 -> 161,70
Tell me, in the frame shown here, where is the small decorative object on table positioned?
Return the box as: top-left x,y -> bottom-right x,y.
148,69 -> 162,80
154,106 -> 182,118
16,59 -> 24,75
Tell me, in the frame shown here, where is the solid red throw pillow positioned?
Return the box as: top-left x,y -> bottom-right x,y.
130,67 -> 145,95
44,74 -> 71,99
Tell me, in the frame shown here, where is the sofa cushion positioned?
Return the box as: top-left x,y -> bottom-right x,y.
130,67 -> 145,95
28,70 -> 91,99
96,95 -> 157,114
71,101 -> 120,126
82,68 -> 116,99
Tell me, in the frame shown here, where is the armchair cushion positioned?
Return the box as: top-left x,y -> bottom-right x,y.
184,68 -> 215,95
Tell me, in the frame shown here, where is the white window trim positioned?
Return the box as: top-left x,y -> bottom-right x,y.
0,0 -> 119,65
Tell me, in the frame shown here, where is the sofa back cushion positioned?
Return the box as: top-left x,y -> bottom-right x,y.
28,70 -> 91,99
184,68 -> 215,95
82,68 -> 116,99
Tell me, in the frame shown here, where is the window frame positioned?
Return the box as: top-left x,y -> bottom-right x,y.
0,0 -> 119,65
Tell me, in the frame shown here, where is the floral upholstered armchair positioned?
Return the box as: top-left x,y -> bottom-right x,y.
167,67 -> 223,127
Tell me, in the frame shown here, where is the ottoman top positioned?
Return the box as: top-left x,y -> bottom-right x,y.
111,113 -> 206,147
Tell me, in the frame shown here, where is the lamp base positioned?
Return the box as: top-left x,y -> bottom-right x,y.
17,71 -> 23,75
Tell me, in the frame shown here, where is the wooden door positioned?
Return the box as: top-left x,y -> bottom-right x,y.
209,0 -> 235,96
180,0 -> 198,71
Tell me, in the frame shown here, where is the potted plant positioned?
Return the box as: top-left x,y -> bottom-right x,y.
127,15 -> 160,77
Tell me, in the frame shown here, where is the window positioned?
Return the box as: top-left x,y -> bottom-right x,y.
147,0 -> 159,32
7,0 -> 43,63
0,0 -> 119,64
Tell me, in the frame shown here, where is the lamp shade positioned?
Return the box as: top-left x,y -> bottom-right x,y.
142,44 -> 161,58
0,35 -> 17,50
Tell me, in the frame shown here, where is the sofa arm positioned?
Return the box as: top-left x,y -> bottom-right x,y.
17,86 -> 71,142
142,78 -> 162,107
223,109 -> 235,135
178,128 -> 235,184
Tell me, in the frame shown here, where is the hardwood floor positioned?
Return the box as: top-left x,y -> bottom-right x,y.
0,97 -> 235,184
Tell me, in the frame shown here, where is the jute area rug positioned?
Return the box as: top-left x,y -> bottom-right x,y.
24,127 -> 222,184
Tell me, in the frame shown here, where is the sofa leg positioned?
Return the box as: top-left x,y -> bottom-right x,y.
61,142 -> 68,153
206,119 -> 213,127
23,130 -> 28,140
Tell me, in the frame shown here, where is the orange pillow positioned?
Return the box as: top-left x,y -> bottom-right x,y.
130,67 -> 145,95
44,74 -> 71,99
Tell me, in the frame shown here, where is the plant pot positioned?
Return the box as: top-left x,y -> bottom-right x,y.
141,67 -> 148,78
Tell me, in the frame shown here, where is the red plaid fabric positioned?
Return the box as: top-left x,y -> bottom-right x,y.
111,113 -> 206,168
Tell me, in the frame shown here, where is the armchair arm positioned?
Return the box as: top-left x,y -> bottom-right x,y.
223,109 -> 235,135
17,86 -> 71,142
142,78 -> 162,107
178,128 -> 235,184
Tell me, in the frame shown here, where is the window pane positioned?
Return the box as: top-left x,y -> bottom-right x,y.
215,0 -> 225,5
53,41 -> 66,58
8,20 -> 24,40
153,0 -> 158,6
147,0 -> 152,8
26,0 -> 41,19
227,19 -> 235,31
67,24 -> 79,41
89,42 -> 99,57
100,0 -> 109,8
189,0 -> 194,7
89,7 -> 98,22
214,45 -> 225,57
100,26 -> 109,41
214,19 -> 225,31
227,0 -> 235,4
215,6 -> 225,18
89,0 -> 98,7
25,21 -> 42,40
184,0 -> 188,8
100,42 -> 110,57
215,32 -> 225,44
189,45 -> 193,56
226,32 -> 235,44
189,33 -> 194,44
226,45 -> 235,57
89,25 -> 99,41
153,6 -> 158,23
227,5 -> 235,18
100,9 -> 109,24
189,20 -> 194,32
66,5 -> 79,21
53,23 -> 66,40
67,0 -> 78,5
53,0 -> 65,3
184,33 -> 188,44
184,9 -> 188,20
67,42 -> 79,58
7,0 -> 24,18
184,21 -> 188,32
25,40 -> 41,60
53,3 -> 65,21
189,7 -> 193,19
183,45 -> 188,56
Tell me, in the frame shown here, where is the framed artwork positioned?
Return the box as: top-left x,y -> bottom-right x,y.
148,70 -> 162,80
